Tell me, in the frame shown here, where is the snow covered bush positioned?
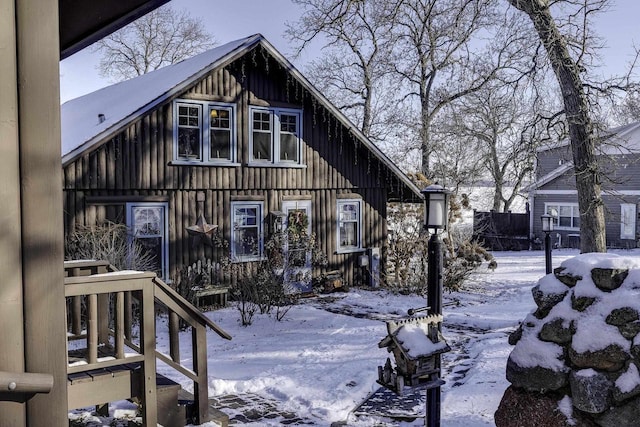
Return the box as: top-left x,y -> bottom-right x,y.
386,201 -> 496,294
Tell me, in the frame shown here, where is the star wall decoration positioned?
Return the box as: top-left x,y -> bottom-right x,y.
186,214 -> 218,247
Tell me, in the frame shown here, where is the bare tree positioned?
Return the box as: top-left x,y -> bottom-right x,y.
439,82 -> 551,212
286,0 -> 396,140
95,6 -> 215,81
507,0 -> 608,253
390,0 -> 531,178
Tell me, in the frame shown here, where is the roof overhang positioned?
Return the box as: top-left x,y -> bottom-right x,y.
59,0 -> 171,59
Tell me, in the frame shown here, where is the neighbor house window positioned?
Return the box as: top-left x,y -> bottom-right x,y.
231,201 -> 264,261
621,203 -> 636,240
337,199 -> 362,253
174,100 -> 236,163
249,107 -> 302,165
545,203 -> 580,230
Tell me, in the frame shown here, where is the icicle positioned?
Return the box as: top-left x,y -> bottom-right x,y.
312,99 -> 317,126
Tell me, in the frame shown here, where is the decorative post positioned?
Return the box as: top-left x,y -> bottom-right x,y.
541,213 -> 554,275
421,184 -> 451,427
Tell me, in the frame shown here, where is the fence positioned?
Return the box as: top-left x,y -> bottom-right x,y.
473,210 -> 530,251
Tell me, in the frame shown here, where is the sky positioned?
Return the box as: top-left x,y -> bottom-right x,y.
60,0 -> 640,104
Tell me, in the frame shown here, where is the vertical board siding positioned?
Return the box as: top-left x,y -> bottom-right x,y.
63,46 -> 413,286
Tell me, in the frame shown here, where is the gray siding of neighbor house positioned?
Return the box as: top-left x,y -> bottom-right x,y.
536,145 -> 572,178
531,155 -> 640,248
62,44 -> 416,286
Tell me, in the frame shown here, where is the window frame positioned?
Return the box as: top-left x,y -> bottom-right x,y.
249,106 -> 303,166
173,99 -> 237,165
620,203 -> 636,240
125,202 -> 169,279
231,201 -> 264,262
336,199 -> 363,253
544,202 -> 580,231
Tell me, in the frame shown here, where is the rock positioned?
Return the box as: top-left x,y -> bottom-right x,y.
571,294 -> 596,312
532,284 -> 568,318
606,308 -> 639,327
495,386 -> 597,427
591,268 -> 628,292
569,345 -> 629,372
506,356 -> 568,392
554,266 -> 582,287
539,318 -> 573,345
509,324 -> 523,345
619,321 -> 640,340
569,369 -> 613,414
594,394 -> 640,427
612,362 -> 640,404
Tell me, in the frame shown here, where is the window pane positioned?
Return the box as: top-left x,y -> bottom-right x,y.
178,128 -> 201,159
253,111 -> 271,131
210,108 -> 230,129
559,217 -> 572,227
340,223 -> 357,247
280,114 -> 297,133
135,236 -> 163,277
253,132 -> 272,160
133,207 -> 162,236
280,133 -> 298,162
210,130 -> 231,160
340,204 -> 358,221
234,228 -> 259,257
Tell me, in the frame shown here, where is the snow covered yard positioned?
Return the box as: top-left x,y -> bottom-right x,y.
151,249 -> 588,426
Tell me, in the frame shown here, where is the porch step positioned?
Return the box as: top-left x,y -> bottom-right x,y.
178,389 -> 230,427
68,365 -> 188,427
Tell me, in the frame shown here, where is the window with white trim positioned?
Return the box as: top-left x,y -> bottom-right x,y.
126,202 -> 169,279
231,201 -> 264,261
621,203 -> 636,240
174,100 -> 236,163
545,203 -> 580,230
249,106 -> 302,165
337,199 -> 362,253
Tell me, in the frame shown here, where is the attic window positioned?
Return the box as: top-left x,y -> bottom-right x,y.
173,100 -> 236,164
249,106 -> 303,166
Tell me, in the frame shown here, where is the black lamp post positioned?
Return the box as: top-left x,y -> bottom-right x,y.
421,183 -> 451,427
541,213 -> 554,274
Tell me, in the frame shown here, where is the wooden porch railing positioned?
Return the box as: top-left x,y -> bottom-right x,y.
64,260 -> 231,425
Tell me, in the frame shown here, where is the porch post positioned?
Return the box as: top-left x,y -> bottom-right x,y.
0,0 -> 27,423
16,0 -> 69,424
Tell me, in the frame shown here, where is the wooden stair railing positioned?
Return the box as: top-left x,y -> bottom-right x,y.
64,261 -> 231,426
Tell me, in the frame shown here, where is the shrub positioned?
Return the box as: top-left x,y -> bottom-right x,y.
385,200 -> 496,295
65,221 -> 157,272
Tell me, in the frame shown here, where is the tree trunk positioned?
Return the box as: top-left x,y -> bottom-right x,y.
507,0 -> 606,253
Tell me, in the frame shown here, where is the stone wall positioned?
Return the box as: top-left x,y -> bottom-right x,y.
496,253 -> 640,427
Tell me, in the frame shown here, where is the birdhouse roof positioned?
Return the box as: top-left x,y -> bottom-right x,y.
378,315 -> 450,359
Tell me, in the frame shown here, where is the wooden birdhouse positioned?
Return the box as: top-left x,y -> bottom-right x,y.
377,314 -> 450,395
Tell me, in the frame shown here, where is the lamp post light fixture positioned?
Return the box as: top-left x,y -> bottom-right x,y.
421,183 -> 451,427
541,213 -> 554,274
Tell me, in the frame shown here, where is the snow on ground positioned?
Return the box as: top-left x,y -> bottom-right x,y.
152,249 -> 591,426
76,248 -> 640,425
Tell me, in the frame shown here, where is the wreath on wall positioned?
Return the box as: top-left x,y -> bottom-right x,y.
287,210 -> 309,237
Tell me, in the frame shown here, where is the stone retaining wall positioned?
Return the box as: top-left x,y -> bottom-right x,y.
496,253 -> 640,427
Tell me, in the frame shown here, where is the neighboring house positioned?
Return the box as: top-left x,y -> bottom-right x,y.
529,121 -> 640,249
61,34 -> 422,290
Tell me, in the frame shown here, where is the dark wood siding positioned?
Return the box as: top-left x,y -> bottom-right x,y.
63,45 -> 408,284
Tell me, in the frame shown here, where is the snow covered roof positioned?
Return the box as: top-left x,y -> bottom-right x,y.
537,120 -> 640,154
61,34 -> 422,200
62,34 -> 260,162
531,120 -> 640,190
